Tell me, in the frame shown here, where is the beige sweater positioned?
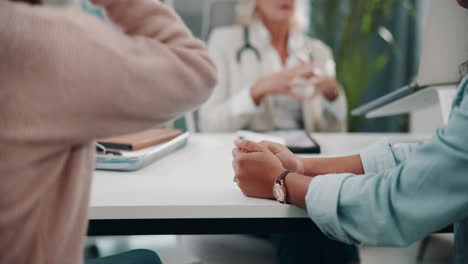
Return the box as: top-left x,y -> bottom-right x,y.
0,0 -> 216,263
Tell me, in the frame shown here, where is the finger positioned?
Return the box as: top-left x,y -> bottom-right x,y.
288,78 -> 310,88
301,61 -> 315,68
333,87 -> 340,97
291,61 -> 313,69
232,159 -> 239,173
326,89 -> 338,98
287,89 -> 306,101
289,76 -> 323,89
232,148 -> 241,158
305,77 -> 322,86
234,140 -> 267,153
306,89 -> 321,101
259,141 -> 285,154
297,62 -> 316,74
287,63 -> 314,77
237,183 -> 248,196
295,65 -> 315,78
289,92 -> 306,101
232,148 -> 251,164
324,89 -> 339,101
297,55 -> 312,65
297,56 -> 307,65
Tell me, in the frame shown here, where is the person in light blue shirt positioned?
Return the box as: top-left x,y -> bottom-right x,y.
232,69 -> 468,263
231,2 -> 468,261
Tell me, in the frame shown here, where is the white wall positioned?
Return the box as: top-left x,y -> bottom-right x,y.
410,105 -> 443,133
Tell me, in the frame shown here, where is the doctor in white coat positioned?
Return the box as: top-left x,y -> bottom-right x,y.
199,0 -> 347,133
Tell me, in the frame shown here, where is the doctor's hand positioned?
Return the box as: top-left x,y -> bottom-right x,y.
297,76 -> 340,101
232,140 -> 286,199
250,62 -> 315,105
314,77 -> 340,101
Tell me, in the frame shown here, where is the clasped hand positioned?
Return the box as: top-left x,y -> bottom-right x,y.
232,140 -> 304,199
232,139 -> 366,202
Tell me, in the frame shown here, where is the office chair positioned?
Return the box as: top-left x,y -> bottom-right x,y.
201,0 -> 238,41
181,0 -> 238,132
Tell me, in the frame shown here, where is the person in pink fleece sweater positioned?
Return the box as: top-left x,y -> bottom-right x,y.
0,0 -> 217,263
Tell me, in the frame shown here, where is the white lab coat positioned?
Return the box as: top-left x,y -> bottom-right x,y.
199,21 -> 347,132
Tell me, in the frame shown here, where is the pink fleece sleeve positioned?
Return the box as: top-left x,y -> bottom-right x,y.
0,0 -> 216,144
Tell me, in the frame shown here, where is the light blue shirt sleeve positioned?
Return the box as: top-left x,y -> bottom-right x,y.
359,138 -> 421,174
306,79 -> 468,247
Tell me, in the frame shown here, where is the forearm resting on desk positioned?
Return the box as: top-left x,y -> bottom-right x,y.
285,155 -> 363,209
300,155 -> 365,177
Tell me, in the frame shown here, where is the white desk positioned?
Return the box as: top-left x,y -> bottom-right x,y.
88,133 -> 428,235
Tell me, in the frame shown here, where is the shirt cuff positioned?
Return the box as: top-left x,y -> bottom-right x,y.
359,138 -> 397,174
306,173 -> 356,244
231,85 -> 259,116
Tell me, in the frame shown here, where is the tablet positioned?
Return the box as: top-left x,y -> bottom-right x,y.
267,131 -> 321,154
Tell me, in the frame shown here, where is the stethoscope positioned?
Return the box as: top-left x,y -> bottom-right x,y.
236,26 -> 314,65
236,26 -> 262,64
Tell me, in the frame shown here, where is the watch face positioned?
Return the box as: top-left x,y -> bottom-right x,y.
273,183 -> 286,202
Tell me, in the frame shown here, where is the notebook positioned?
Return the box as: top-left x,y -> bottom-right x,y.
95,132 -> 190,171
97,128 -> 182,151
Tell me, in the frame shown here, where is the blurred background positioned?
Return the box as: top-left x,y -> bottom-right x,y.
172,0 -> 431,133
44,0 -> 440,134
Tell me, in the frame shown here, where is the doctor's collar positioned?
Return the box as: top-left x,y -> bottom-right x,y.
250,19 -> 306,52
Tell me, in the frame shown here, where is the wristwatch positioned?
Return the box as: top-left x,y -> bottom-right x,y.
273,170 -> 294,204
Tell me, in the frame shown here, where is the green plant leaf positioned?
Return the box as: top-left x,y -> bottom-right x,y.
308,0 -> 410,131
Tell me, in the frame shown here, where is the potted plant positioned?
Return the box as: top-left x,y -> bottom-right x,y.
309,0 -> 413,131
